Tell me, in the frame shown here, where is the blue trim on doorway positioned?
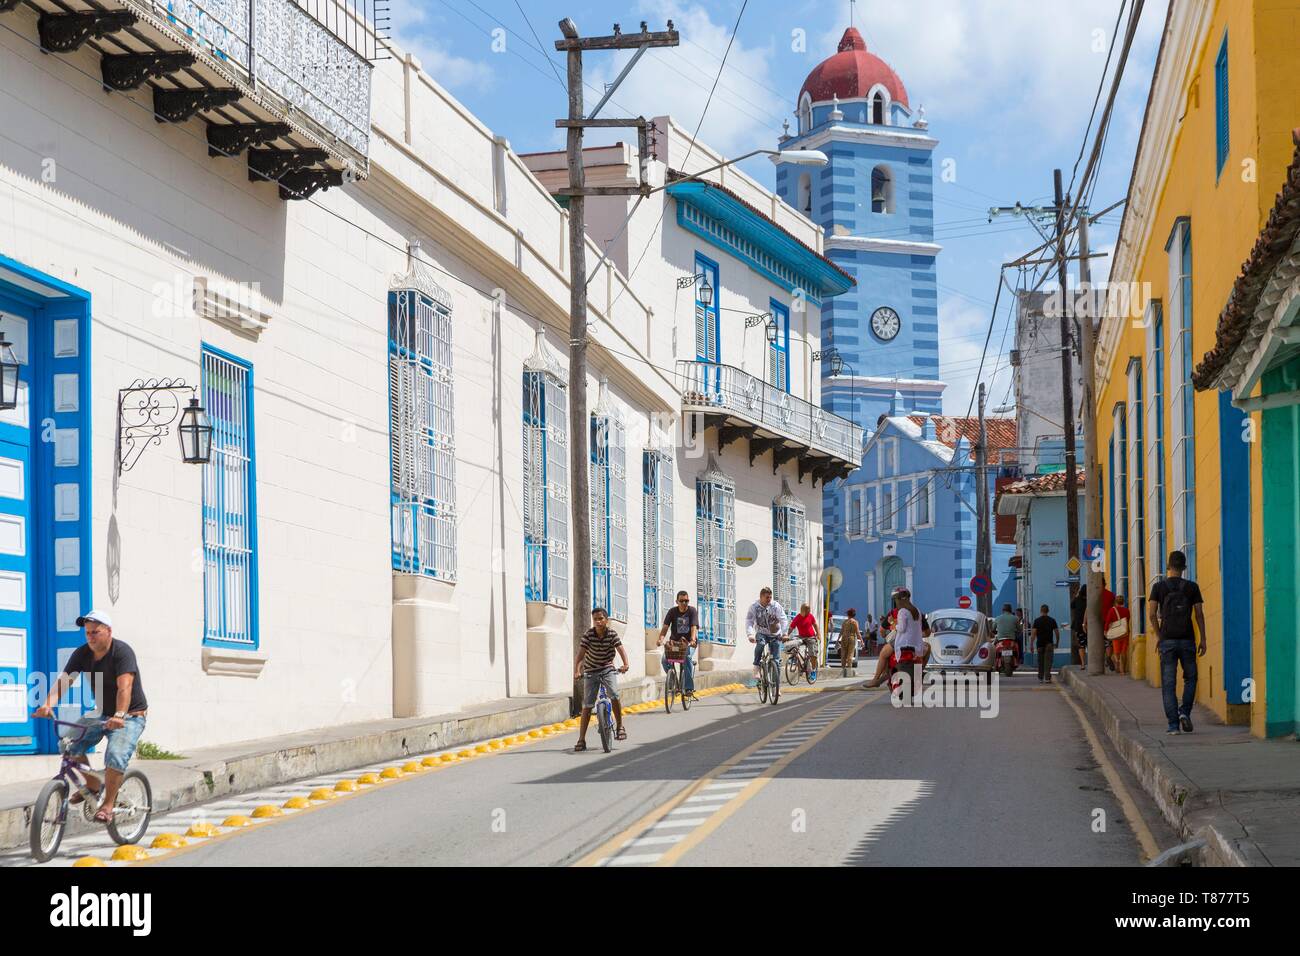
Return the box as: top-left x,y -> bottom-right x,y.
1218,389 -> 1251,704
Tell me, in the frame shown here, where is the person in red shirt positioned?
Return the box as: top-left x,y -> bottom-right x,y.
788,603 -> 820,674
1104,593 -> 1132,674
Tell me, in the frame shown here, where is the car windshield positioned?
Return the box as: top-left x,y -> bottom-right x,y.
931,617 -> 976,634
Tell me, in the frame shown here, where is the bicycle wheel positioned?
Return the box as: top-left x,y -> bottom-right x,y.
597,699 -> 613,753
665,667 -> 679,713
785,654 -> 802,686
757,662 -> 769,703
680,671 -> 692,711
108,770 -> 153,846
30,778 -> 69,863
767,657 -> 781,705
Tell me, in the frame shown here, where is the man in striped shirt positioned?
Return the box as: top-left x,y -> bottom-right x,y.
573,607 -> 630,752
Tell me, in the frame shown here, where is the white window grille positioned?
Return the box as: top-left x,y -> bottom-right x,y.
1143,300 -> 1167,580
696,463 -> 735,645
202,348 -> 257,647
1167,220 -> 1196,577
643,450 -> 674,627
773,482 -> 806,612
389,288 -> 456,580
1127,361 -> 1147,631
1113,403 -> 1129,601
523,329 -> 569,605
591,401 -> 628,622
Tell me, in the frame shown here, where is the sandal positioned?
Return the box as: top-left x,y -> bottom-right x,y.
573,740 -> 588,752
93,806 -> 112,824
615,727 -> 627,741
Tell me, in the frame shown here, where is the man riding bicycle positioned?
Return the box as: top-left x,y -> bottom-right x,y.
32,610 -> 147,823
573,607 -> 630,753
746,587 -> 788,682
786,602 -> 819,678
657,590 -> 699,701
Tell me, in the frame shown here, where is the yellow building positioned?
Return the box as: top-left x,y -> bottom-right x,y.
1095,0 -> 1300,735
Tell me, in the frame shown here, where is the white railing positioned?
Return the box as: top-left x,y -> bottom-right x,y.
677,360 -> 862,466
127,0 -> 372,156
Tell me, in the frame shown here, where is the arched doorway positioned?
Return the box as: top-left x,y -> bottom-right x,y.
878,555 -> 906,610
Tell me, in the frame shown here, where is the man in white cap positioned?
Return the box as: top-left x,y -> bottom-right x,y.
33,610 -> 148,823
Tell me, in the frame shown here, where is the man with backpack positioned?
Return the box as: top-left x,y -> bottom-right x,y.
1148,550 -> 1207,735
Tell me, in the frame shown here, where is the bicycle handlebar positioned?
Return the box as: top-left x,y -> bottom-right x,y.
33,715 -> 106,743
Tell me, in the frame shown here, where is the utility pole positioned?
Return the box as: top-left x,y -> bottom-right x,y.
975,381 -> 992,617
555,19 -> 678,711
1052,168 -> 1083,665
1077,213 -> 1106,675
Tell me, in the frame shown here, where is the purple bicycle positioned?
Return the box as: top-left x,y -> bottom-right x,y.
29,717 -> 153,863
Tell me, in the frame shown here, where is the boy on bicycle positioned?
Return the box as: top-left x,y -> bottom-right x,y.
573,607 -> 630,752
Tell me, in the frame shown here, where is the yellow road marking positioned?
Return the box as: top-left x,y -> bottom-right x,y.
573,691 -> 872,867
1055,682 -> 1161,862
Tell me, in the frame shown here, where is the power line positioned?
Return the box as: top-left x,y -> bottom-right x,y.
1067,0 -> 1128,199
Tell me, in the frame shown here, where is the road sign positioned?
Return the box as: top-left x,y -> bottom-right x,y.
822,566 -> 844,592
1065,556 -> 1081,575
1055,578 -> 1080,587
735,539 -> 758,567
970,574 -> 993,595
1082,539 -> 1104,562
958,595 -> 972,609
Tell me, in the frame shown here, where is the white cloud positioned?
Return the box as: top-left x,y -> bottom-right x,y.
387,0 -> 497,94
813,0 -> 1166,146
581,1 -> 787,158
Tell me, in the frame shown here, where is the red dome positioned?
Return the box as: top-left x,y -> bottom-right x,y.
799,27 -> 909,109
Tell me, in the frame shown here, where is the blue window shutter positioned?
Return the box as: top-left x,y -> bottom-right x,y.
1214,34 -> 1229,176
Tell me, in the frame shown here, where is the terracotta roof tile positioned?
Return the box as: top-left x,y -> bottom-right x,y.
998,469 -> 1086,496
906,415 -> 1017,461
1194,128 -> 1300,389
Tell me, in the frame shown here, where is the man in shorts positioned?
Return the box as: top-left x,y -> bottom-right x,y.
573,607 -> 630,752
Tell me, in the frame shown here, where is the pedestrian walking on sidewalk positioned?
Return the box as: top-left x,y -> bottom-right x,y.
838,609 -> 861,677
1032,605 -> 1060,683
1105,594 -> 1132,675
1069,585 -> 1087,667
1149,550 -> 1207,735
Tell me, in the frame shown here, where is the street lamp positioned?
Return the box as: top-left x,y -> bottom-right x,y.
676,272 -> 713,306
653,147 -> 828,195
177,397 -> 213,465
0,318 -> 19,411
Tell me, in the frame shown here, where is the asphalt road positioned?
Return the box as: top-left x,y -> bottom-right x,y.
135,672 -> 1174,867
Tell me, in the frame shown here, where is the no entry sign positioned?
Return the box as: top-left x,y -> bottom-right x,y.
958,595 -> 972,609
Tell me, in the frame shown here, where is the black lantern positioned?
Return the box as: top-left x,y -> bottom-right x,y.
697,276 -> 714,307
177,397 -> 213,465
0,325 -> 19,411
765,319 -> 779,345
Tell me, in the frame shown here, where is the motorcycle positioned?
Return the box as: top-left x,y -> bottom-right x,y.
888,646 -> 923,705
993,633 -> 1020,678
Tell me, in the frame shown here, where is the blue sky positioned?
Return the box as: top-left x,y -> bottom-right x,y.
389,0 -> 1166,415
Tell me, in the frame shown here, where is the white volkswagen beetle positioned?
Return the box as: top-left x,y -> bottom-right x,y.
925,608 -> 996,679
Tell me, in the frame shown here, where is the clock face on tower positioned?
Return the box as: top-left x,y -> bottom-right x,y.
870,306 -> 902,342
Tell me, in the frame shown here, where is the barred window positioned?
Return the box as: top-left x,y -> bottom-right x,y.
643,450 -> 674,626
591,412 -> 628,622
1167,220 -> 1196,577
523,369 -> 569,605
696,466 -> 735,644
772,486 -> 806,612
1143,300 -> 1167,581
389,289 -> 456,580
1127,361 -> 1147,632
202,347 -> 258,648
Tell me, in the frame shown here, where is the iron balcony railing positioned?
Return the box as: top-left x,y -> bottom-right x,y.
123,0 -> 377,157
677,360 -> 863,467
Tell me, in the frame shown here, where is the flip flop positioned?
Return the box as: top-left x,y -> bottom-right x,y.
93,807 -> 112,824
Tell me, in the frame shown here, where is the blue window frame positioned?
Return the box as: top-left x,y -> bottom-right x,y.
1167,219 -> 1196,578
694,252 -> 720,364
767,299 -> 790,392
642,450 -> 673,627
696,467 -> 735,644
388,288 -> 456,580
1214,32 -> 1229,177
201,346 -> 258,648
772,487 -> 806,612
1128,360 -> 1147,633
523,368 -> 569,605
1151,306 -> 1168,579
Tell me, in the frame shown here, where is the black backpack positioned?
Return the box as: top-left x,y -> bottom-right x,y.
1160,578 -> 1194,640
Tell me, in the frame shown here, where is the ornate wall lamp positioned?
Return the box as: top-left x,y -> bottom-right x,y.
116,378 -> 213,474
676,272 -> 713,306
0,316 -> 21,411
744,311 -> 778,344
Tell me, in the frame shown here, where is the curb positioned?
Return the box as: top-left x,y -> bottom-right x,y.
0,667 -> 748,853
1059,667 -> 1266,867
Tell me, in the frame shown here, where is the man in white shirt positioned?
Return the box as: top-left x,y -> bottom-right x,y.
745,587 -> 788,680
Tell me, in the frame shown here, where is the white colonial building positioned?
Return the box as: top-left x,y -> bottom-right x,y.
0,0 -> 858,762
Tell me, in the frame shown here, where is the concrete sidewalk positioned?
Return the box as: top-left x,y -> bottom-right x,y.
0,667 -> 748,852
1061,666 -> 1300,867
